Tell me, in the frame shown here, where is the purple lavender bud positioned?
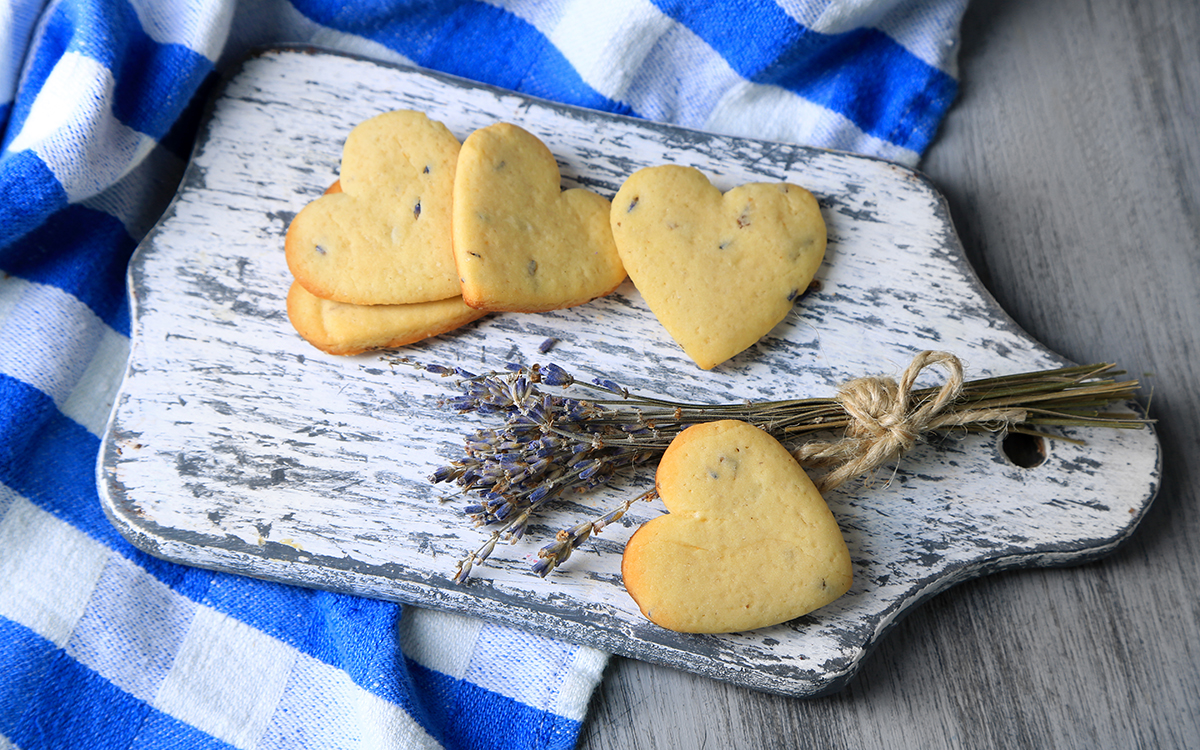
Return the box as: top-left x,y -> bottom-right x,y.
523,405 -> 547,424
498,453 -> 525,469
477,536 -> 498,562
579,460 -> 603,480
464,381 -> 489,396
511,375 -> 529,398
425,364 -> 454,376
454,559 -> 473,583
542,364 -> 574,387
531,557 -> 555,577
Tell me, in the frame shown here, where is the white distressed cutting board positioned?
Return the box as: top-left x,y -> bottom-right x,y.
98,48 -> 1160,697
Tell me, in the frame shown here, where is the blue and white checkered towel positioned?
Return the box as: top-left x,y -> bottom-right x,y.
0,1 -> 965,747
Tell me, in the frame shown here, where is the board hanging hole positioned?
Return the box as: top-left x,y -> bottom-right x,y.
1002,432 -> 1046,468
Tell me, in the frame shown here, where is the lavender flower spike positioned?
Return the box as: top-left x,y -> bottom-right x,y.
541,363 -> 574,387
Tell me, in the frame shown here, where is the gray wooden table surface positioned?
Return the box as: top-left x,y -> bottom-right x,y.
576,0 -> 1200,747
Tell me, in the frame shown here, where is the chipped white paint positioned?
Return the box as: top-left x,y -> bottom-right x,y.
98,48 -> 1160,697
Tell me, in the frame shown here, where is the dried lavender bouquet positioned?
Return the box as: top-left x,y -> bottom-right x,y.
422,351 -> 1148,582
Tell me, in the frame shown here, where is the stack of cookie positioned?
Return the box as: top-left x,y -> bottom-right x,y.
285,110 -> 486,355
285,110 -> 625,355
284,110 -> 826,369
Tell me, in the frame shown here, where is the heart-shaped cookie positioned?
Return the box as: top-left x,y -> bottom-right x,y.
285,110 -> 462,305
622,420 -> 852,633
286,282 -> 486,356
452,122 -> 626,312
610,165 -> 826,369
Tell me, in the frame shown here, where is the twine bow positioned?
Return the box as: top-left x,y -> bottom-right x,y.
793,351 -> 1028,492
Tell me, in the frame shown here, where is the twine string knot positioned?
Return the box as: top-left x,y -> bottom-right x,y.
794,351 -> 1027,492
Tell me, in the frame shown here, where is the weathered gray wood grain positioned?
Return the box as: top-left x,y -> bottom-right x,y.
100,46 -> 1159,699
578,0 -> 1200,746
